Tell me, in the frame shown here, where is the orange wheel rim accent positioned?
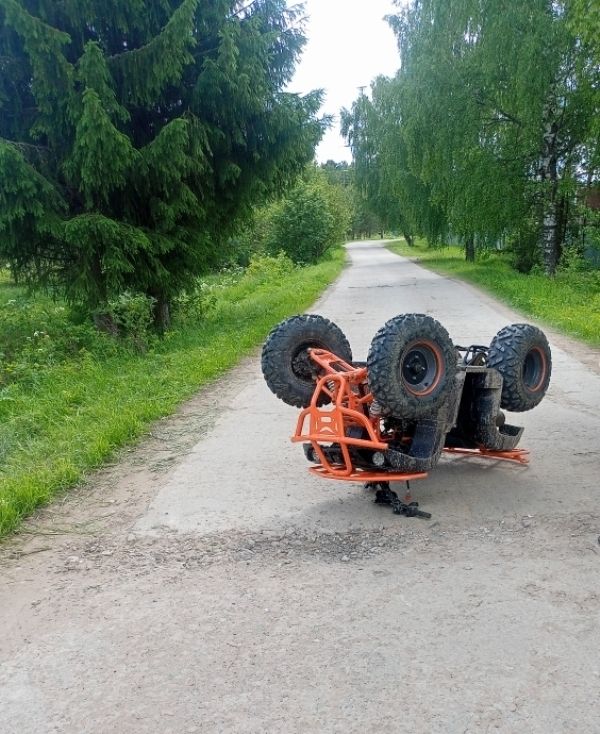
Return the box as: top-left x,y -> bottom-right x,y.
524,347 -> 547,393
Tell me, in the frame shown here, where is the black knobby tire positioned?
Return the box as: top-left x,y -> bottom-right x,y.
261,314 -> 352,408
367,313 -> 457,419
488,323 -> 552,412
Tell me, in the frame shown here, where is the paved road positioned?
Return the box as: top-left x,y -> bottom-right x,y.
1,241 -> 599,733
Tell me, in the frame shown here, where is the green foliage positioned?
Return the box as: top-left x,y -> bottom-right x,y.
342,80 -> 444,245
349,197 -> 380,239
103,292 -> 156,350
320,160 -> 353,188
232,167 -> 351,265
244,252 -> 296,283
265,170 -> 350,264
321,175 -> 352,244
580,207 -> 600,254
110,0 -> 199,107
318,161 -> 379,239
228,202 -> 281,266
66,88 -> 138,209
569,0 -> 600,63
0,0 -> 325,318
61,214 -> 154,306
171,254 -> 296,323
507,221 -> 542,274
0,249 -> 345,536
172,281 -> 221,324
0,296 -> 115,388
345,1 -> 600,271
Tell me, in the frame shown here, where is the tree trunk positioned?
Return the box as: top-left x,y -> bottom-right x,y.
153,295 -> 171,332
541,194 -> 563,275
90,252 -> 108,311
556,195 -> 569,261
539,113 -> 560,275
465,234 -> 475,262
403,232 -> 414,247
93,312 -> 119,336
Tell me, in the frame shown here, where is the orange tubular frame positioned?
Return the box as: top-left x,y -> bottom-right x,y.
443,447 -> 530,465
291,349 -> 428,482
291,349 -> 529,482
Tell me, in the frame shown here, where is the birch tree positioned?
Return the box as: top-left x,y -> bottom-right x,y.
345,0 -> 600,272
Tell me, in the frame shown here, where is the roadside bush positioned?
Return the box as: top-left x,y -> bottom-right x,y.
507,222 -> 541,273
266,179 -> 337,264
229,205 -> 277,267
0,297 -> 112,387
172,283 -> 218,324
204,253 -> 296,308
231,167 -> 350,266
244,252 -> 296,284
101,292 -> 156,350
322,175 -> 352,244
559,243 -> 588,272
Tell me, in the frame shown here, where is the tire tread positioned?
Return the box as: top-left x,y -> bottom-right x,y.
261,314 -> 352,408
367,313 -> 456,419
487,323 -> 551,412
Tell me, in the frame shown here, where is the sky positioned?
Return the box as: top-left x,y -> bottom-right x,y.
287,0 -> 401,164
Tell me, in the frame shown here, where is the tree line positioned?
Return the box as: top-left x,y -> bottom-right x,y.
342,0 -> 600,274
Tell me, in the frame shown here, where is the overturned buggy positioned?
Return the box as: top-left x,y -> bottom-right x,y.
262,314 -> 551,518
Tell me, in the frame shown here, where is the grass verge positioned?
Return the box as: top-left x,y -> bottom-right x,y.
387,240 -> 600,346
0,250 -> 345,537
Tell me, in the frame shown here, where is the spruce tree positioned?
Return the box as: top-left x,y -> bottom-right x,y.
0,0 -> 323,325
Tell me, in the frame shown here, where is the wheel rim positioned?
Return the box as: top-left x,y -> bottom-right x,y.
400,340 -> 444,396
522,347 -> 547,392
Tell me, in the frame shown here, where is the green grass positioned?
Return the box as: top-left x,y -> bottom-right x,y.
387,240 -> 600,346
0,250 -> 346,536
0,272 -> 22,304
